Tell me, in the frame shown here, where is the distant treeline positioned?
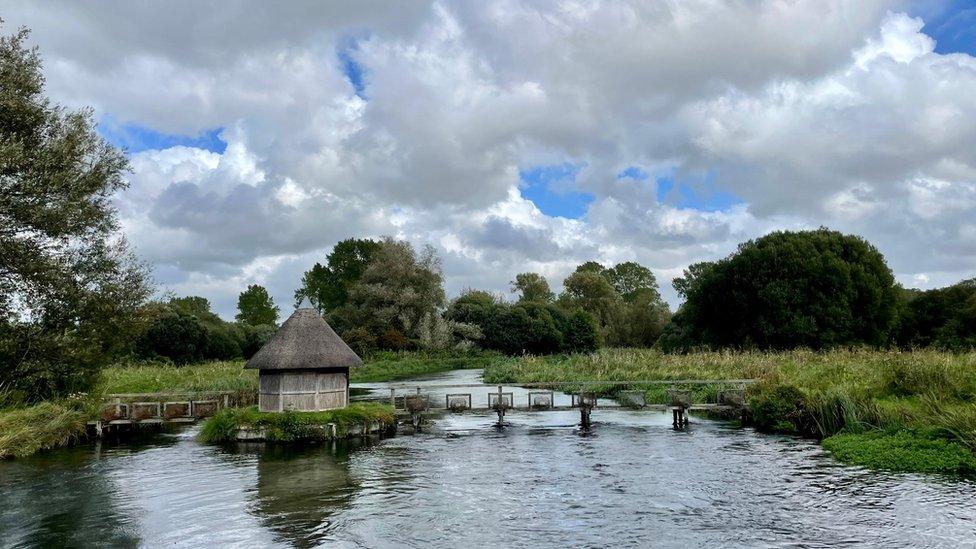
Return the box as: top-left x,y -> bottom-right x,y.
134,229 -> 975,368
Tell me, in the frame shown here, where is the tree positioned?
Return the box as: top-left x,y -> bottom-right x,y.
0,26 -> 151,400
344,238 -> 447,344
564,309 -> 600,353
557,269 -> 620,331
236,284 -> 279,326
605,262 -> 660,302
659,228 -> 899,351
574,261 -> 606,274
511,272 -> 554,304
608,289 -> 671,347
895,278 -> 976,350
294,238 -> 380,314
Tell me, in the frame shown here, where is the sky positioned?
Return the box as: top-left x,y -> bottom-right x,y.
3,0 -> 975,319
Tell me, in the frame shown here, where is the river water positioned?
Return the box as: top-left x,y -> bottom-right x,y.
2,369 -> 975,548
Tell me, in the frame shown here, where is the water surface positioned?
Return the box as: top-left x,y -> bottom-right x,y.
2,369 -> 975,548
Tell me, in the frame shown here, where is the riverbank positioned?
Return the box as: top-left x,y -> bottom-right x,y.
0,351 -> 499,458
198,402 -> 395,443
483,348 -> 976,474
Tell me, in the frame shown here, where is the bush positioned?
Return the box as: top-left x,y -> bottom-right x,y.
378,328 -> 410,351
747,384 -> 812,435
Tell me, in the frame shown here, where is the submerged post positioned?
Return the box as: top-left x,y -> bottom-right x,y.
578,392 -> 595,429
495,385 -> 505,426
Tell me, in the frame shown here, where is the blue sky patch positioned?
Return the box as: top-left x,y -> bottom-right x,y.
654,170 -> 742,212
99,116 -> 227,154
520,163 -> 593,219
914,0 -> 976,55
337,37 -> 367,98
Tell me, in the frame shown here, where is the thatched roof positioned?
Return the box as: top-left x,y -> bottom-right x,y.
245,307 -> 362,370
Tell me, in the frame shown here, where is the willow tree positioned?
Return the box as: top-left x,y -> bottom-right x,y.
0,25 -> 150,401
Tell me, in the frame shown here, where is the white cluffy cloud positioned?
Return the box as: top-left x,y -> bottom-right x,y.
2,1 -> 974,317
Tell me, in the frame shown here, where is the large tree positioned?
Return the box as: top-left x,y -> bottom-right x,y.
0,26 -> 151,400
511,272 -> 554,304
236,284 -> 279,326
343,238 -> 446,341
294,238 -> 380,314
659,228 -> 898,351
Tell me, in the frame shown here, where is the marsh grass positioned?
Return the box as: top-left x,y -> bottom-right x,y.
102,360 -> 257,394
484,348 -> 976,473
198,402 -> 396,443
0,396 -> 97,459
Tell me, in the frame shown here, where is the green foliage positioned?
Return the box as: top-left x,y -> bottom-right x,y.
563,309 -> 600,353
511,272 -> 554,303
662,228 -> 899,351
895,278 -> 976,351
294,238 -> 380,315
747,384 -> 812,434
198,402 -> 396,443
135,297 -> 249,364
0,26 -> 151,401
822,431 -> 976,474
558,270 -> 620,330
444,291 -> 592,355
240,324 -> 276,359
605,262 -> 660,302
340,238 -> 448,348
557,261 -> 669,347
235,284 -> 279,327
351,349 -> 509,382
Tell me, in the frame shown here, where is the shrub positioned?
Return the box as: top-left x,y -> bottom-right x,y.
747,384 -> 812,435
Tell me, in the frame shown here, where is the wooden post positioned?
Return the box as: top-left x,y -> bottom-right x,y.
390,388 -> 396,409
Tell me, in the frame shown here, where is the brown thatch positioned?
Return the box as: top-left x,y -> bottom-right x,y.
245,307 -> 362,370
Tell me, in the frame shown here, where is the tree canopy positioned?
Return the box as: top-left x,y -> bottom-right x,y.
511,272 -> 554,304
0,26 -> 151,400
294,238 -> 380,314
658,228 -> 899,351
236,284 -> 279,327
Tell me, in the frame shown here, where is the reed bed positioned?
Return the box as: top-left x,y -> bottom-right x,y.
484,348 -> 976,474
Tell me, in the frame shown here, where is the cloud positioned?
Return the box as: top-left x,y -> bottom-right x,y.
3,1 -> 974,318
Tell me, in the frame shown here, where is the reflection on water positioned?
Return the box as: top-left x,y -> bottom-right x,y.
1,369 -> 975,548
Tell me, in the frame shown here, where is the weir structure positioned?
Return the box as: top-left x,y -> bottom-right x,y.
384,379 -> 755,431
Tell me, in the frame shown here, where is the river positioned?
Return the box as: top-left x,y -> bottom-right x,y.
1,369 -> 975,548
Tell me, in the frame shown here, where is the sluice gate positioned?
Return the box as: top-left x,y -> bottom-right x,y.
386,380 -> 755,431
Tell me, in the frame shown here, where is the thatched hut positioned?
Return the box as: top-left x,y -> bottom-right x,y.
245,303 -> 362,412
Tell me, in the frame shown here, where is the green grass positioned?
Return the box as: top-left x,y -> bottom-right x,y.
198,402 -> 396,443
102,360 -> 257,394
484,348 -> 976,474
0,397 -> 97,459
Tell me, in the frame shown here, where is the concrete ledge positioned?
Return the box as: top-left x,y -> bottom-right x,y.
233,421 -> 387,442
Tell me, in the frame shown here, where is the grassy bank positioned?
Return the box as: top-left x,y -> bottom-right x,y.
198,402 -> 395,443
484,348 -> 976,474
0,396 -> 98,459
